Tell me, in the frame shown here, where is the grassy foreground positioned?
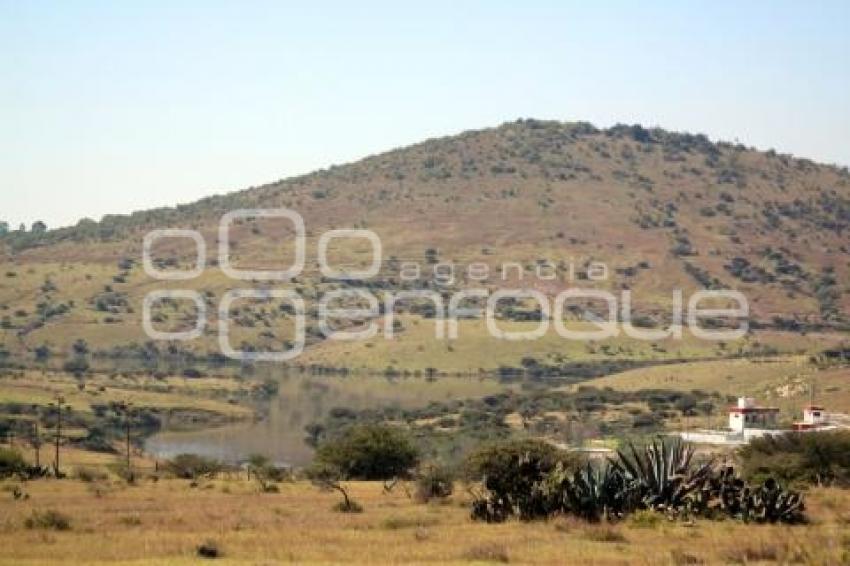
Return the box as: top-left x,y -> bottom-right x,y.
0,477 -> 848,565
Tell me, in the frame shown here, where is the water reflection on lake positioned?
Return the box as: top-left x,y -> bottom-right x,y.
145,372 -> 511,466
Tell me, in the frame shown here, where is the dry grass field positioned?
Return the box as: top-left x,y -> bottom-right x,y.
592,356 -> 850,422
0,370 -> 255,422
0,476 -> 848,565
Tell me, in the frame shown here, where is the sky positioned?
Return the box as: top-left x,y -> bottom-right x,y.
1,1 -> 848,229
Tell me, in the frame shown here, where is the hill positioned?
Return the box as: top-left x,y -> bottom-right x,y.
1,119 -> 848,372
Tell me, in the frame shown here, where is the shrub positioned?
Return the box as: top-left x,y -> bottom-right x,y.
468,437 -> 805,525
165,454 -> 222,480
414,462 -> 454,502
738,431 -> 850,487
307,461 -> 363,513
197,540 -> 221,559
62,356 -> 89,376
118,514 -> 142,526
332,499 -> 364,513
312,424 -> 419,481
466,439 -> 583,521
24,509 -> 72,531
246,454 -> 290,491
0,447 -> 26,478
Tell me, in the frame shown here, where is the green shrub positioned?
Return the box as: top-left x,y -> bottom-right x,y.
466,439 -> 583,521
312,424 -> 419,480
468,437 -> 805,525
0,447 -> 26,478
738,431 -> 850,487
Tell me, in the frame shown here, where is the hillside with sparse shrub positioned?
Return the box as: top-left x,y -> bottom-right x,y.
1,120 -> 848,372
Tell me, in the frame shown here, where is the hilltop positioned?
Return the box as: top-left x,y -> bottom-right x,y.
1,120 -> 848,371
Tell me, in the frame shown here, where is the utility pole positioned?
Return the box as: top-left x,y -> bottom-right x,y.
117,401 -> 134,478
31,404 -> 41,468
33,420 -> 40,468
49,395 -> 67,476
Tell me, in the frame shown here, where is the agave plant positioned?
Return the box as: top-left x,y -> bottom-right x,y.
468,436 -> 807,525
559,463 -> 633,522
611,438 -> 714,516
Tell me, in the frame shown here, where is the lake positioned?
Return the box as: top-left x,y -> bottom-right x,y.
145,372 -> 512,466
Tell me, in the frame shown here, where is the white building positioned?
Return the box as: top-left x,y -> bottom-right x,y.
727,397 -> 779,433
679,396 -> 782,445
793,405 -> 833,431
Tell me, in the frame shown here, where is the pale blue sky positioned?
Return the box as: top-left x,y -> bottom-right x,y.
1,1 -> 848,229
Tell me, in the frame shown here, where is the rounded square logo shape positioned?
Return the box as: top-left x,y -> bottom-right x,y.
317,229 -> 382,280
219,208 -> 305,281
143,229 -> 206,280
318,288 -> 380,341
218,289 -> 305,362
142,290 -> 207,341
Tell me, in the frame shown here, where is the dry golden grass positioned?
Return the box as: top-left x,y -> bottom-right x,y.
591,356 -> 850,422
0,370 -> 254,420
0,477 -> 847,565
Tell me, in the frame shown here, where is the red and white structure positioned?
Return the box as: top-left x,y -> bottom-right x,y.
793,405 -> 830,431
680,395 -> 844,446
727,397 -> 779,434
